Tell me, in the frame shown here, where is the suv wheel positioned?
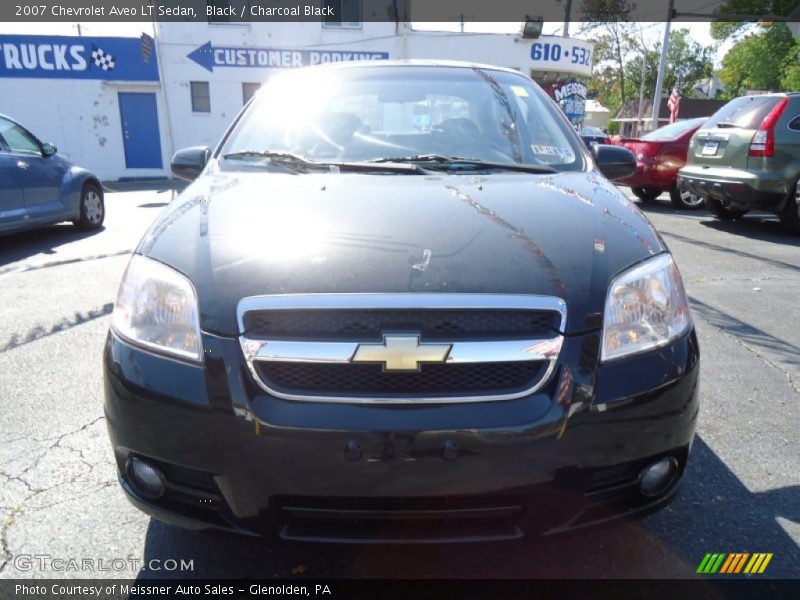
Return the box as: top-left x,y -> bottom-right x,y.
669,183 -> 704,210
631,187 -> 661,203
704,197 -> 748,220
778,180 -> 800,234
74,183 -> 105,230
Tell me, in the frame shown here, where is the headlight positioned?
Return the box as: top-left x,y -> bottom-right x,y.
111,255 -> 202,362
601,253 -> 691,362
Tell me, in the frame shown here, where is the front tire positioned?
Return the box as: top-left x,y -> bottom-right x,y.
631,187 -> 661,202
778,179 -> 800,234
669,183 -> 704,210
704,197 -> 748,220
74,183 -> 105,230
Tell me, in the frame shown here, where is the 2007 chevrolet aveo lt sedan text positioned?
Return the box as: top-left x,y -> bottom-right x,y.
104,61 -> 699,543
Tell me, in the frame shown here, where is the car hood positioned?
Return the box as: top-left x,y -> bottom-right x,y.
137,169 -> 666,336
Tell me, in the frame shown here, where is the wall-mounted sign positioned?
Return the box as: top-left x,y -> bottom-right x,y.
530,36 -> 593,78
550,80 -> 587,125
187,42 -> 389,72
0,34 -> 159,81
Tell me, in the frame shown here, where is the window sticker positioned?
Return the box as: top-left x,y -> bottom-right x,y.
510,85 -> 530,98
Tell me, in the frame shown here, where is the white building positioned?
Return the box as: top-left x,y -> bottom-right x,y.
0,18 -> 593,181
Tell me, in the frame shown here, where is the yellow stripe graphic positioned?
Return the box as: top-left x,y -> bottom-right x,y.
758,553 -> 773,574
745,553 -> 769,574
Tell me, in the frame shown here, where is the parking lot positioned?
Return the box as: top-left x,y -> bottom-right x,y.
0,185 -> 798,579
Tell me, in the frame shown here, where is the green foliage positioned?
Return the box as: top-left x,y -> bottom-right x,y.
780,40 -> 800,90
580,1 -> 639,115
585,26 -> 714,117
710,0 -> 799,40
718,22 -> 796,95
625,29 -> 714,100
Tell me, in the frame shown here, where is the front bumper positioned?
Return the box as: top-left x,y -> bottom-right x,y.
103,327 -> 700,543
677,166 -> 788,210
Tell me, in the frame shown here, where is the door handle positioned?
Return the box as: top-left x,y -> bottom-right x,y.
17,160 -> 29,169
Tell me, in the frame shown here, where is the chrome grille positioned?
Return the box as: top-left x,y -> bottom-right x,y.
237,294 -> 566,404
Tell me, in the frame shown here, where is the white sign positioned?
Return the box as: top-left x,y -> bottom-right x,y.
529,36 -> 593,77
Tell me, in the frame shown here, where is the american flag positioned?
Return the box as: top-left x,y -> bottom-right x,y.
667,82 -> 681,123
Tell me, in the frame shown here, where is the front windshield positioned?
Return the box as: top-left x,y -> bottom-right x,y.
220,65 -> 583,171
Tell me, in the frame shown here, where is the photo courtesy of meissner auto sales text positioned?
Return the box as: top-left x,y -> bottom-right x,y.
0,0 -> 798,598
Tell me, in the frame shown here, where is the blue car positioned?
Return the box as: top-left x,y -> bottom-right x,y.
0,113 -> 104,235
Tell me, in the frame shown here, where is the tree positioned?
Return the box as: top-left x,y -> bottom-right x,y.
625,29 -> 714,100
710,0 -> 799,40
718,22 -> 795,96
580,0 -> 640,114
780,39 -> 800,90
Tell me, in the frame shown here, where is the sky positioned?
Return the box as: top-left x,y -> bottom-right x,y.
0,20 -> 733,66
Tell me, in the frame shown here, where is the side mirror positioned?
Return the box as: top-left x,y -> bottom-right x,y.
171,146 -> 210,181
592,144 -> 636,181
41,142 -> 57,156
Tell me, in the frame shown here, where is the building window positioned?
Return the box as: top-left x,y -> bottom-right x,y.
242,82 -> 261,105
190,81 -> 211,113
322,0 -> 361,28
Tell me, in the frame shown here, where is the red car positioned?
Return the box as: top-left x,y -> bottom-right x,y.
613,117 -> 706,209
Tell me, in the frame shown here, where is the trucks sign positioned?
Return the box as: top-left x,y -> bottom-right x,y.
0,34 -> 159,81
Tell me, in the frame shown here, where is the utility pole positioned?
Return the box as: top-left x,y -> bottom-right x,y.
637,29 -> 648,137
651,0 -> 675,131
563,0 -> 573,37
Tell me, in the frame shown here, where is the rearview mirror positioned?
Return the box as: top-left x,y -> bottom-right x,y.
41,142 -> 57,156
591,144 -> 636,181
171,146 -> 210,181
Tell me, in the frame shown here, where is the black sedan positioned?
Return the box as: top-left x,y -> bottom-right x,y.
104,61 -> 699,543
580,125 -> 610,148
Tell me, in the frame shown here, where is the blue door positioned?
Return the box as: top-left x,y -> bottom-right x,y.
118,92 -> 163,169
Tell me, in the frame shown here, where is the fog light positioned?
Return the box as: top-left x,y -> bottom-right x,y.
127,457 -> 165,499
638,457 -> 678,497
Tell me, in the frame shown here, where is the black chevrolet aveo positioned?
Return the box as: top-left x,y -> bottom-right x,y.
104,61 -> 699,542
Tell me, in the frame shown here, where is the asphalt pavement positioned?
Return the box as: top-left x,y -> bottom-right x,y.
0,186 -> 798,580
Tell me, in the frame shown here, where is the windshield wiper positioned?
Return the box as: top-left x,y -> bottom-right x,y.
221,150 -> 425,174
715,122 -> 737,128
369,154 -> 556,174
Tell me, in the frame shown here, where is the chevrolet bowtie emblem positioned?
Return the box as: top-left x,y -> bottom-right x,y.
352,335 -> 451,371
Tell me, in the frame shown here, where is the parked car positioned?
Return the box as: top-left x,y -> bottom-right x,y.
580,125 -> 609,148
612,118 -> 707,210
678,93 -> 800,233
0,114 -> 104,235
104,61 -> 698,543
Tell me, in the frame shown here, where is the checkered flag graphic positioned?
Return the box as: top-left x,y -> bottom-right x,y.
91,45 -> 116,71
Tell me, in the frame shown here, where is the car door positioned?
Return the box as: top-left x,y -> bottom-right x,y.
0,117 -> 66,222
0,125 -> 26,229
